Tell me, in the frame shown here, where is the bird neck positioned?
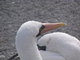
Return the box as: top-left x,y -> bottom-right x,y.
16,35 -> 42,60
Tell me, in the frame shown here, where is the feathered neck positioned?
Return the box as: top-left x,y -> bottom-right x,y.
16,32 -> 42,60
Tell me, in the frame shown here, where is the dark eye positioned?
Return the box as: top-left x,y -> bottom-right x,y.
36,25 -> 45,37
39,25 -> 45,32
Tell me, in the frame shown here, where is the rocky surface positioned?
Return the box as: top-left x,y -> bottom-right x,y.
0,0 -> 80,60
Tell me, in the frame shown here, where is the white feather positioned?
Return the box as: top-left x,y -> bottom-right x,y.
15,21 -> 80,60
38,32 -> 80,60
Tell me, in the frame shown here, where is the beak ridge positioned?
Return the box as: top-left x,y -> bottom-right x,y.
41,22 -> 66,33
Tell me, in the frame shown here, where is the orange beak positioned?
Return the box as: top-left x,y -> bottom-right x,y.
41,22 -> 66,34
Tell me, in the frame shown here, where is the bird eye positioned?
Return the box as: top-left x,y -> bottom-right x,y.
36,25 -> 45,37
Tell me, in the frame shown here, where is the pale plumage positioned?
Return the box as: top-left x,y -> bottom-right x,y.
15,21 -> 80,60
38,32 -> 80,60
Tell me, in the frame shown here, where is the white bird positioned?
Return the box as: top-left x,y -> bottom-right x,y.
15,21 -> 66,60
38,32 -> 80,60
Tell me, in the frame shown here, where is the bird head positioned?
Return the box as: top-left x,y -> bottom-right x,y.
17,21 -> 65,38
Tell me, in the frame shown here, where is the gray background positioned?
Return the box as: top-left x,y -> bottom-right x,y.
0,0 -> 80,60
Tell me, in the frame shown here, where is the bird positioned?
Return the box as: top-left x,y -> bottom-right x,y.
15,21 -> 66,60
38,32 -> 80,60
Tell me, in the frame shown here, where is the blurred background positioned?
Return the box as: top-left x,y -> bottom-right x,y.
0,0 -> 80,60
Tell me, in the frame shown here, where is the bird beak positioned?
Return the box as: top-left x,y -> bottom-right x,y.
41,22 -> 66,34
